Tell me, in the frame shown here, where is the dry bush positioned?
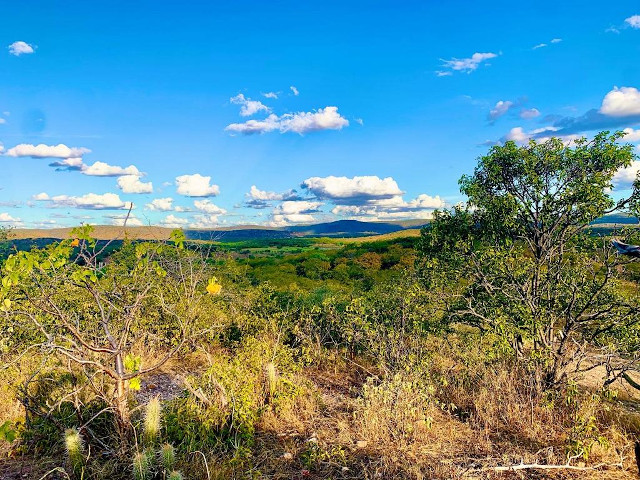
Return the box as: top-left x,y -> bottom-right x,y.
426,334 -> 634,468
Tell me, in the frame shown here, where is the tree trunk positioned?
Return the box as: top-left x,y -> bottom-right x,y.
114,353 -> 131,445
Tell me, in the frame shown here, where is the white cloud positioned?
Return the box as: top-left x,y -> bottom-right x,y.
280,107 -> 349,134
230,93 -> 270,117
160,214 -> 189,228
262,92 -> 279,99
623,127 -> 640,142
146,197 -> 175,211
520,108 -> 540,119
0,118 -> 5,125
502,126 -> 580,145
32,192 -> 50,201
625,15 -> 640,29
504,127 -> 531,143
190,214 -> 224,228
248,185 -> 285,201
49,157 -> 85,170
0,213 -> 21,223
533,38 -> 561,49
613,161 -> 640,186
440,52 -> 498,74
5,143 -> 90,158
8,41 -> 34,56
269,200 -> 322,226
301,175 -> 403,202
193,199 -> 227,214
275,200 -> 322,215
175,174 -> 220,197
82,161 -> 141,177
106,214 -> 143,227
245,185 -> 299,208
225,106 -> 349,135
225,114 -> 280,134
489,100 -> 514,121
290,86 -> 299,96
247,185 -> 297,201
600,86 -> 640,117
117,175 -> 153,194
49,193 -> 129,210
330,193 -> 444,220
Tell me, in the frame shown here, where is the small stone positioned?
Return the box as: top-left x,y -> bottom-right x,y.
282,452 -> 293,460
356,440 -> 368,449
307,436 -> 318,443
342,466 -> 350,472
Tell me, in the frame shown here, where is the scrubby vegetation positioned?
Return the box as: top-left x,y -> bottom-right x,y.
4,132 -> 640,478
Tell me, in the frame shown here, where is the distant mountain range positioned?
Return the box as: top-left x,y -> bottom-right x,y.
185,219 -> 427,241
5,213 -> 639,245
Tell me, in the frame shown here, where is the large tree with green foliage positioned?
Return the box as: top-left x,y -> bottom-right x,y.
420,132 -> 640,386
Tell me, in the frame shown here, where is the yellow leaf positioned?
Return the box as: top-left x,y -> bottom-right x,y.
206,278 -> 222,295
70,239 -> 80,247
129,377 -> 141,391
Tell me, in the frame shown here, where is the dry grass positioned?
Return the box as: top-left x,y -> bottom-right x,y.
4,342 -> 640,479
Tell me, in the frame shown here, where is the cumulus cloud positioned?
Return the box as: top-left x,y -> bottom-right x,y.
623,127 -> 640,142
48,193 -> 129,210
225,106 -> 349,135
259,175 -> 444,224
600,86 -> 640,117
5,143 -> 90,158
117,175 -> 153,194
146,198 -> 176,211
301,175 -> 403,203
106,214 -> 143,227
613,161 -> 640,186
8,41 -> 34,56
0,213 -> 21,223
248,185 -> 287,201
262,91 -> 279,99
489,101 -> 515,122
194,199 -> 227,215
439,52 -> 498,74
160,214 -> 189,228
244,185 -> 299,209
190,214 -> 224,228
230,93 -> 270,117
290,86 -> 299,96
625,15 -> 640,29
83,161 -> 141,177
269,200 -> 322,226
32,192 -> 50,201
520,108 -> 540,119
331,193 -> 445,220
495,87 -> 640,140
175,174 -> 220,197
504,127 -> 531,143
501,126 -> 580,145
49,157 -> 85,171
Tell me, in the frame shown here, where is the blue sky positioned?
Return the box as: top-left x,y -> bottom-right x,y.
2,1 -> 640,228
